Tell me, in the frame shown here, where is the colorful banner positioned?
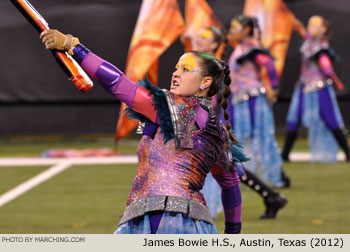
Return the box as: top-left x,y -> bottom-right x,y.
244,0 -> 300,77
115,0 -> 186,142
184,0 -> 223,57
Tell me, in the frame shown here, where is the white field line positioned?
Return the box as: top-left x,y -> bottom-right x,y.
0,156 -> 138,208
289,152 -> 345,162
0,152 -> 345,167
0,155 -> 138,166
0,161 -> 71,207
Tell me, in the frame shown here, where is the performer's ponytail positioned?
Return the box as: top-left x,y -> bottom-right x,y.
220,64 -> 238,144
191,51 -> 238,144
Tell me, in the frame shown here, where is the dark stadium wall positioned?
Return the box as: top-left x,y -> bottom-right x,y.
0,0 -> 349,135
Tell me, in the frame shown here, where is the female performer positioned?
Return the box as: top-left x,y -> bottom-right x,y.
281,15 -> 349,162
225,15 -> 290,189
192,26 -> 288,219
40,29 -> 248,234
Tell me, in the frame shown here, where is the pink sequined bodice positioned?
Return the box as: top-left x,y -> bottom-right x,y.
229,38 -> 263,94
126,94 -> 231,206
300,38 -> 330,85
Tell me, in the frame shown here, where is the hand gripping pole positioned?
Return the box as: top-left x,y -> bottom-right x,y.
10,0 -> 93,92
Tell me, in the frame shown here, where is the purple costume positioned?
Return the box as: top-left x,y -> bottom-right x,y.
286,37 -> 345,162
224,38 -> 284,186
72,44 -> 246,234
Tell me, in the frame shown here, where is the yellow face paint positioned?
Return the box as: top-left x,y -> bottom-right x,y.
309,16 -> 323,26
231,19 -> 242,29
201,29 -> 214,39
175,54 -> 200,73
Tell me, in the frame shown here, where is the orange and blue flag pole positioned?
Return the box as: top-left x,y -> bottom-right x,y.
10,0 -> 93,92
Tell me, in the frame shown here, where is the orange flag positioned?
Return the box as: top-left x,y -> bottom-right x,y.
244,0 -> 300,77
184,0 -> 223,58
115,0 -> 185,143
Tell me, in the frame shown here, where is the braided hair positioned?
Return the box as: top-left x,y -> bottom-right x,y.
220,64 -> 238,144
191,51 -> 238,144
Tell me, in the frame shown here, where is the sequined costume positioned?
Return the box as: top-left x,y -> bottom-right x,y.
222,38 -> 283,187
71,44 -> 247,234
284,37 -> 346,162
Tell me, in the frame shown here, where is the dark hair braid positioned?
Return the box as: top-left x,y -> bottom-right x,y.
191,51 -> 238,144
220,64 -> 238,144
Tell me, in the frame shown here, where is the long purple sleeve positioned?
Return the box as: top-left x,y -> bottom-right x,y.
318,53 -> 334,77
211,164 -> 242,234
255,53 -> 279,89
318,53 -> 345,90
72,44 -> 157,123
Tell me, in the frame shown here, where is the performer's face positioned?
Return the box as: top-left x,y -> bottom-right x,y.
228,19 -> 245,44
307,16 -> 326,38
171,53 -> 212,97
192,28 -> 218,54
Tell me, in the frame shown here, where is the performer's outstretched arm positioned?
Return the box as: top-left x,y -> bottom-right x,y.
40,30 -> 157,123
72,44 -> 157,122
293,18 -> 308,40
210,164 -> 242,234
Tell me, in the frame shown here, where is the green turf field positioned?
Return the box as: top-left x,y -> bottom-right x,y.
0,166 -> 49,195
0,162 -> 349,233
0,164 -> 135,233
0,139 -> 349,234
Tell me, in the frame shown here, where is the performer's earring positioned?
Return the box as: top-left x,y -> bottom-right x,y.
200,86 -> 206,91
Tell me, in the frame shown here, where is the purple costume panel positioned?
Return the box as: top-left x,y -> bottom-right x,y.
287,84 -> 341,131
228,38 -> 279,95
213,172 -> 241,223
225,38 -> 283,186
286,37 -> 345,162
254,53 -> 278,89
287,39 -> 343,132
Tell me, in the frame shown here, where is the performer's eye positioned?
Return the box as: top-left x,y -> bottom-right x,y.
183,67 -> 189,72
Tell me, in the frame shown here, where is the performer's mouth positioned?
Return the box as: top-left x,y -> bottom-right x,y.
171,79 -> 180,89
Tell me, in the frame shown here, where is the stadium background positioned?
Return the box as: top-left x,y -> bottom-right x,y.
0,0 -> 349,136
0,0 -> 349,234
